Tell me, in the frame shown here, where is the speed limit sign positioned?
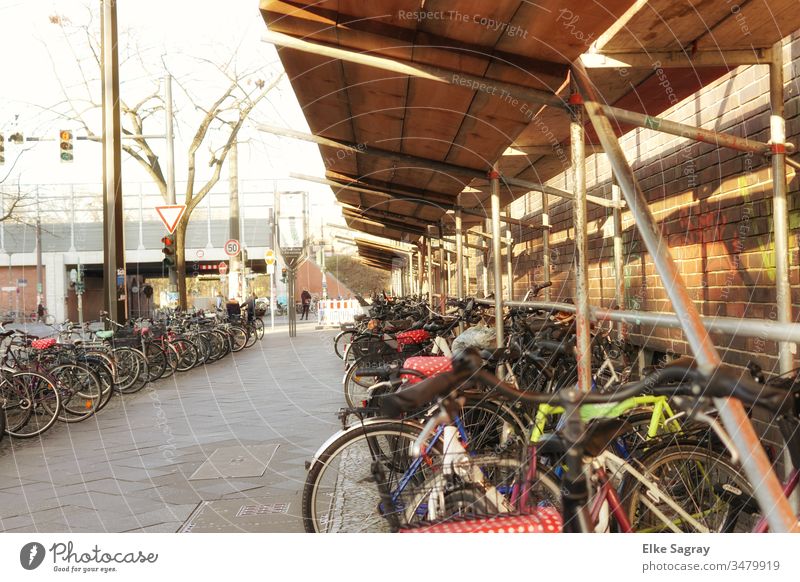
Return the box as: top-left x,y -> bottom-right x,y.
224,239 -> 241,257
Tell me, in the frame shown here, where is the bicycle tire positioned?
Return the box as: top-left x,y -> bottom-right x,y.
303,421 -> 441,533
334,330 -> 356,360
618,442 -> 756,533
143,342 -> 169,381
228,326 -> 248,353
50,363 -> 102,423
3,371 -> 61,438
171,338 -> 199,372
113,347 -> 149,394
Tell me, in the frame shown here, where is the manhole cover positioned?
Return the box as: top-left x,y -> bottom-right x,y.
189,444 -> 280,480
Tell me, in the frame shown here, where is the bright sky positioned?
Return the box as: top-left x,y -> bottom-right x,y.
0,0 -> 343,235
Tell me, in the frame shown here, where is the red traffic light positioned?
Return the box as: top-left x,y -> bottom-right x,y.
161,236 -> 174,245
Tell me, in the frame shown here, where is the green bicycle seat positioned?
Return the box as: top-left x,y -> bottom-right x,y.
95,330 -> 114,339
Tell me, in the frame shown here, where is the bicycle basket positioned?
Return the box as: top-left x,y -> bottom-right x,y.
399,508 -> 562,533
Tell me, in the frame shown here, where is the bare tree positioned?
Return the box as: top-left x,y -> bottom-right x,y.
45,7 -> 283,307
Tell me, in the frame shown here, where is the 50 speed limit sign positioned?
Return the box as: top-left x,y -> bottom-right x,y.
224,239 -> 241,257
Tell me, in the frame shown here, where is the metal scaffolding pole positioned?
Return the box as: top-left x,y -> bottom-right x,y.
439,240 -> 446,312
541,192 -> 552,301
476,299 -> 800,344
464,254 -> 471,296
505,227 -> 513,301
482,219 -> 490,298
573,60 -> 798,533
417,248 -> 424,297
426,237 -> 433,308
612,182 -> 625,339
490,165 -> 504,348
570,101 -> 592,393
770,41 -> 794,375
455,209 -> 465,300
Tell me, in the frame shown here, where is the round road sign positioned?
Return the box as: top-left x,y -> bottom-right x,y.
218,262 -> 229,275
224,239 -> 241,257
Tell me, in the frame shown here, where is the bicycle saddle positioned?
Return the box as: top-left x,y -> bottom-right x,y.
95,330 -> 114,339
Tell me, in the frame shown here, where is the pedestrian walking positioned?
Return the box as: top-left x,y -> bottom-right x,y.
300,289 -> 312,320
37,302 -> 46,322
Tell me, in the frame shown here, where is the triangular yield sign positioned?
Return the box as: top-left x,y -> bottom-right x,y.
155,205 -> 186,234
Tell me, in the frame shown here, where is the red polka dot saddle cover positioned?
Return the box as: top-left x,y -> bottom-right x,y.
31,337 -> 57,350
400,356 -> 453,384
399,507 -> 562,533
395,329 -> 430,346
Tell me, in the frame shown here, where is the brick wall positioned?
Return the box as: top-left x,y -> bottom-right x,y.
0,266 -> 45,319
508,36 -> 800,371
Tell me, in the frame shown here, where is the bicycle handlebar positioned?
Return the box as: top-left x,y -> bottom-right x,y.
379,350 -> 792,418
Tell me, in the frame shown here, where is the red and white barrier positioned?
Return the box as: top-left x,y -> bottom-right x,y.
317,299 -> 361,326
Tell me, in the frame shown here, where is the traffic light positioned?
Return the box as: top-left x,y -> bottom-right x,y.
161,234 -> 176,268
281,267 -> 287,283
0,133 -> 4,165
59,130 -> 74,163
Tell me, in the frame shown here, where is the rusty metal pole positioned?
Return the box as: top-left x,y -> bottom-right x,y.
490,164 -> 504,348
505,227 -> 514,301
612,182 -> 626,339
573,60 -> 798,533
541,192 -> 552,301
570,99 -> 592,393
426,236 -> 433,309
455,208 -> 465,300
770,41 -> 794,375
482,218 -> 490,298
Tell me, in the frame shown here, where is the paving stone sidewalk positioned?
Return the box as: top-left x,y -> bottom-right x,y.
0,321 -> 345,532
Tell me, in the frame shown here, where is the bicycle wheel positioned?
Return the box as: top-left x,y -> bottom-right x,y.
81,353 -> 115,411
112,347 -> 149,394
619,443 -> 757,532
228,326 -> 248,353
342,358 -> 396,408
143,342 -> 169,381
171,338 -> 199,372
206,331 -> 228,362
303,421 -> 441,533
50,363 -> 102,423
3,371 -> 61,438
333,330 -> 356,360
254,318 -> 265,340
459,397 -> 528,454
244,325 -> 257,349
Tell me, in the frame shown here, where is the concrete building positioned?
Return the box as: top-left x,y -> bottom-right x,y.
0,180 -> 344,323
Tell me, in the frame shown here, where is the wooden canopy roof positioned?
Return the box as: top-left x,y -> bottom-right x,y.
260,0 -> 800,242
355,237 -> 412,271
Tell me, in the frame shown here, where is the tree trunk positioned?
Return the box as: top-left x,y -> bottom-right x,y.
175,220 -> 188,309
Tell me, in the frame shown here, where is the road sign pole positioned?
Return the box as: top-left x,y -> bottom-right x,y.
270,271 -> 275,330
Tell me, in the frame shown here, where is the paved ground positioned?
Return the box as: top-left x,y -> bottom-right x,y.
0,320 -> 346,532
